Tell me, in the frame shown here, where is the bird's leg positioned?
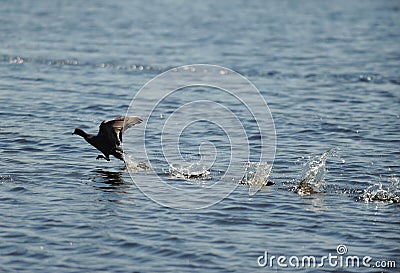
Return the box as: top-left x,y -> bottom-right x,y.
96,155 -> 110,161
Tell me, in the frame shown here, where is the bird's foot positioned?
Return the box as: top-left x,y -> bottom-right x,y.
96,155 -> 110,161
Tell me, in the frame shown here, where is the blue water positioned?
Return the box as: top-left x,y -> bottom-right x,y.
1,1 -> 399,272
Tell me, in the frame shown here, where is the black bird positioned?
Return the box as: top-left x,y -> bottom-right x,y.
73,116 -> 142,161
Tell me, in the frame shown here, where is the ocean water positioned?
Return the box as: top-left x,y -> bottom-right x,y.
1,1 -> 399,272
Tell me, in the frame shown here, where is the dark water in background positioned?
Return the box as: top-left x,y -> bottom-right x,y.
1,1 -> 399,272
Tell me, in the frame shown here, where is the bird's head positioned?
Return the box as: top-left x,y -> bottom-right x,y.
72,128 -> 86,137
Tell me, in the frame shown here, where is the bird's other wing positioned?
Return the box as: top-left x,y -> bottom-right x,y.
110,116 -> 142,143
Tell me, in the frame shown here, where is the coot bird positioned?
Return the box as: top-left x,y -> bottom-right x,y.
73,116 -> 142,161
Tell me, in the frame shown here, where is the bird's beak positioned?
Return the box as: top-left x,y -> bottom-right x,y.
72,132 -> 75,135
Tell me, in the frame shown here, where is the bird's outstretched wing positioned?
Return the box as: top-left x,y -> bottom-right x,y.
100,116 -> 142,145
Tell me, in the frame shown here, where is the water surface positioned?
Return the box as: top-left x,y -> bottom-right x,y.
1,1 -> 399,272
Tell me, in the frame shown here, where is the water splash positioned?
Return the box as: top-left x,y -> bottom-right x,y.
295,148 -> 334,195
169,163 -> 210,179
123,154 -> 149,173
1,55 -> 162,72
240,162 -> 274,188
0,175 -> 13,183
359,176 -> 400,203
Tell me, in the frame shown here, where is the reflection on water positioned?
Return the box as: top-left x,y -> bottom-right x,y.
301,194 -> 329,212
92,168 -> 126,188
90,169 -> 131,203
95,169 -> 125,185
